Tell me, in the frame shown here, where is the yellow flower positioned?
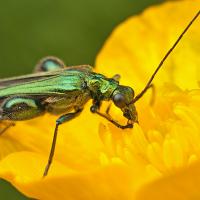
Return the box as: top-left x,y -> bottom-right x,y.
0,1 -> 200,199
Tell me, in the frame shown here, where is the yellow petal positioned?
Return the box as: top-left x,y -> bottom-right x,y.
1,1 -> 200,199
96,0 -> 200,93
0,106 -> 104,171
0,152 -> 135,200
136,160 -> 200,200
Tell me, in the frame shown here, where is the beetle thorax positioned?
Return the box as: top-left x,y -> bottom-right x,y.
86,74 -> 118,101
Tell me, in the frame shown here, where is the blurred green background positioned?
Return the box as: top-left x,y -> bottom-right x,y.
0,0 -> 162,199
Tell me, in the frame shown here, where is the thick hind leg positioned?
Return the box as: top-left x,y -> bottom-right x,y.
0,96 -> 45,136
34,56 -> 65,72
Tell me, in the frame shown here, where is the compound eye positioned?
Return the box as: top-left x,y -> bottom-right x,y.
113,93 -> 126,108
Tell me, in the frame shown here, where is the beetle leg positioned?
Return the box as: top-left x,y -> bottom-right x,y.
0,121 -> 15,135
96,111 -> 133,129
112,74 -> 121,82
43,108 -> 83,177
90,102 -> 133,129
1,96 -> 45,121
34,56 -> 65,73
105,103 -> 112,116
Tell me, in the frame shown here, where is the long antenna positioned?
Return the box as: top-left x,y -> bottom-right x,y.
133,10 -> 200,103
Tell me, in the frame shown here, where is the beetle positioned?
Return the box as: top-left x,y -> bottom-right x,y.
0,10 -> 199,177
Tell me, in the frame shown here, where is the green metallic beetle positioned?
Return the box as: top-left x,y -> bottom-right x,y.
0,10 -> 199,177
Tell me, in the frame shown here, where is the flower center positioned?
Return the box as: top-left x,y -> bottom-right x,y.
99,84 -> 200,177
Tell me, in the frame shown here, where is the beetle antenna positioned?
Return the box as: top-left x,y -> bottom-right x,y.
133,10 -> 200,103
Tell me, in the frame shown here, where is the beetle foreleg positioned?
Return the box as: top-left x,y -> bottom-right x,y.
90,103 -> 133,129
95,110 -> 133,129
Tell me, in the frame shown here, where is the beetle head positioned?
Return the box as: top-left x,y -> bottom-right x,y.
112,85 -> 138,124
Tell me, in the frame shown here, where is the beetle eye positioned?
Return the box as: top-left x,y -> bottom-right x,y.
113,93 -> 126,108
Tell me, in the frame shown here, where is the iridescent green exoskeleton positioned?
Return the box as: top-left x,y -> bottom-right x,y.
0,10 -> 199,177
0,56 -> 137,176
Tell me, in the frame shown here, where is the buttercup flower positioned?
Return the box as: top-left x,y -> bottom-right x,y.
0,1 -> 200,199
